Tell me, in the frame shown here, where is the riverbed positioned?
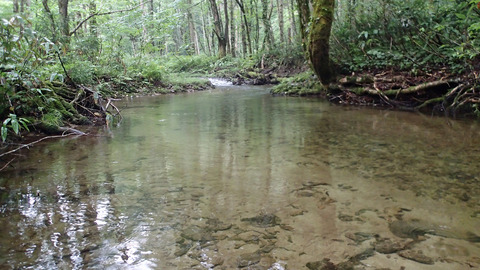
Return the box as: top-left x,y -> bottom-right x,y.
1,84 -> 479,269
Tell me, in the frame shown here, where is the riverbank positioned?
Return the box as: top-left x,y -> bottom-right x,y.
271,68 -> 480,118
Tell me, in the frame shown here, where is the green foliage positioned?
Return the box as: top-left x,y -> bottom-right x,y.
165,55 -> 216,74
331,0 -> 480,73
65,60 -> 95,84
1,113 -> 29,142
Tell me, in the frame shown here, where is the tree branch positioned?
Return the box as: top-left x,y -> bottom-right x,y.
69,3 -> 145,36
0,133 -> 83,160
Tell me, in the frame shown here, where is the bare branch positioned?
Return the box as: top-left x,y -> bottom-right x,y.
69,2 -> 146,36
0,133 -> 84,159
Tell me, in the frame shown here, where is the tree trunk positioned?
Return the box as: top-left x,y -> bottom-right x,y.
58,0 -> 69,39
289,0 -> 298,39
308,0 -> 335,84
200,1 -> 212,55
223,0 -> 230,55
241,18 -> 247,56
89,1 -> 97,35
235,0 -> 253,55
187,0 -> 200,54
42,0 -> 58,42
230,0 -> 236,57
208,0 -> 227,57
296,0 -> 311,51
13,0 -> 19,13
277,0 -> 285,46
261,0 -> 274,51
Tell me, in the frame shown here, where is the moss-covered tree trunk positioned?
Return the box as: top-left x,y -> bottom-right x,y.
308,0 -> 335,85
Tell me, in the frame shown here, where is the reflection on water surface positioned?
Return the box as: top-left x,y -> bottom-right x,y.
1,85 -> 479,269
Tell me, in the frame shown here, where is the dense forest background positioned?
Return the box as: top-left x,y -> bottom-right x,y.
1,0 -> 480,142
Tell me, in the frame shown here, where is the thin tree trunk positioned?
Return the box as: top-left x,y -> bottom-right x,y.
254,0 -> 260,52
241,18 -> 247,56
230,0 -> 236,56
208,0 -> 227,57
261,0 -> 274,51
187,0 -> 200,54
290,0 -> 298,39
277,0 -> 285,46
200,1 -> 212,55
296,0 -> 311,51
58,0 -> 69,40
42,0 -> 58,42
223,0 -> 230,55
235,0 -> 253,54
13,0 -> 19,13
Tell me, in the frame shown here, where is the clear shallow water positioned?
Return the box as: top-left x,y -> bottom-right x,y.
0,85 -> 479,269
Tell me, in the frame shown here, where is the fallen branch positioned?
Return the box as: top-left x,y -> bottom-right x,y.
343,80 -> 459,97
0,133 -> 83,159
0,157 -> 16,172
415,97 -> 445,110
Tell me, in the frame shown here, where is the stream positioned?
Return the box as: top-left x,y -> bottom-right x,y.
1,83 -> 479,269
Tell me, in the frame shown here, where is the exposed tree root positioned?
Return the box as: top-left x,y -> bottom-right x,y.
331,72 -> 479,117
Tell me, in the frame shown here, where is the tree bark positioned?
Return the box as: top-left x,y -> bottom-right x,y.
261,0 -> 274,51
235,0 -> 253,54
208,0 -> 227,57
277,0 -> 285,46
13,0 -> 19,13
289,0 -> 298,40
42,0 -> 58,42
58,0 -> 69,40
308,0 -> 335,84
296,0 -> 311,51
223,0 -> 230,55
187,0 -> 200,54
230,0 -> 236,56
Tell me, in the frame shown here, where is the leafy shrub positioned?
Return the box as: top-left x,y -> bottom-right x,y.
65,60 -> 95,84
165,54 -> 215,73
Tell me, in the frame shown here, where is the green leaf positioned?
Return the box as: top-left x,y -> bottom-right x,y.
11,118 -> 19,135
1,126 -> 7,142
19,118 -> 29,132
455,13 -> 466,20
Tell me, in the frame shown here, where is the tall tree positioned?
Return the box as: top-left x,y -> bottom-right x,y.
261,0 -> 274,50
208,0 -> 228,57
235,0 -> 252,54
230,0 -> 236,56
187,0 -> 200,54
308,0 -> 335,84
13,0 -> 19,13
42,0 -> 58,42
296,0 -> 311,51
58,0 -> 69,39
277,0 -> 285,45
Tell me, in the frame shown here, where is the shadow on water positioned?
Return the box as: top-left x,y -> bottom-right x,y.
0,85 -> 479,269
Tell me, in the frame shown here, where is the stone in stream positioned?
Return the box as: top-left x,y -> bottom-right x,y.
241,214 -> 281,228
398,249 -> 435,265
306,258 -> 336,270
389,219 -> 480,242
237,251 -> 261,268
205,217 -> 232,232
345,232 -> 375,244
373,238 -> 405,254
180,225 -> 213,242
